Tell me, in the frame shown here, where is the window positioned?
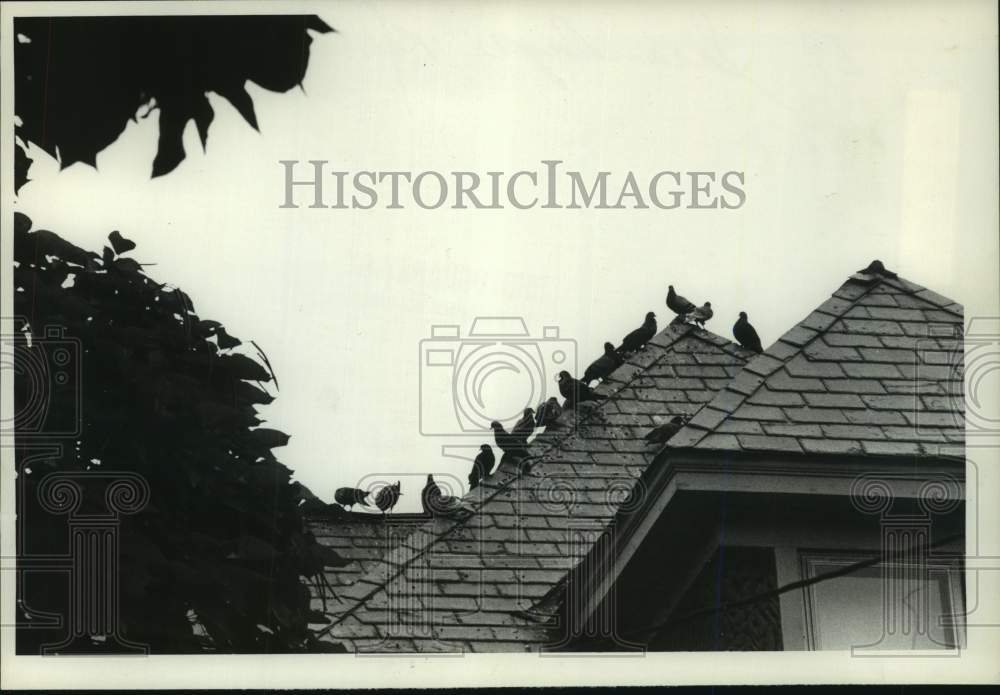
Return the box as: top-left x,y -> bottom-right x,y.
800,552 -> 964,651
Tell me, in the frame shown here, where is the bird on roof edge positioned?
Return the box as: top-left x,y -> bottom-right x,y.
618,312 -> 657,355
491,420 -> 528,456
557,370 -> 606,408
667,284 -> 697,317
468,444 -> 495,490
511,407 -> 536,443
733,311 -> 763,353
688,302 -> 713,328
374,481 -> 401,516
421,474 -> 473,519
535,397 -> 563,428
333,487 -> 370,511
856,259 -> 898,279
584,341 -> 624,384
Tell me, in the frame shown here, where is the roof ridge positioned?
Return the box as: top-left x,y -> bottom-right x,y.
314,320 -> 714,636
666,275 -> 896,449
878,274 -> 964,316
667,270 -> 964,453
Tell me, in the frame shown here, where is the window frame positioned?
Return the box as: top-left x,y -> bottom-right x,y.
797,549 -> 966,652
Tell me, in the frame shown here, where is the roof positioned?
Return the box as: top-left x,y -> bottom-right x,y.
667,270 -> 964,458
307,265 -> 966,652
307,513 -> 427,593
309,322 -> 754,652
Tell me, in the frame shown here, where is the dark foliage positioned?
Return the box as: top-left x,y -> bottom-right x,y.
13,15 -> 332,187
13,212 -> 346,653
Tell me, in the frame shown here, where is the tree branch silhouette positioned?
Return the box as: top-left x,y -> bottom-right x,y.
14,15 -> 332,188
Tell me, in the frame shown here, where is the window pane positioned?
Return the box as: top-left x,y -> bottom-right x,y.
806,562 -> 956,650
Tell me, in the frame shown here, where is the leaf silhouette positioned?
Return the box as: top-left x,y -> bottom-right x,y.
13,212 -> 345,653
14,15 -> 333,181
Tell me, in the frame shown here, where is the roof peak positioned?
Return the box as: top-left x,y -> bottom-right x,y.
838,268 -> 962,316
667,266 -> 964,456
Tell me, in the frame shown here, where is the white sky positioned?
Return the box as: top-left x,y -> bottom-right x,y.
14,0 -> 999,512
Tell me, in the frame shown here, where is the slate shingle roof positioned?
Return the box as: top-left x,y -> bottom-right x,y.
308,514 -> 426,593
667,270 -> 964,458
308,266 -> 965,652
309,322 -> 754,652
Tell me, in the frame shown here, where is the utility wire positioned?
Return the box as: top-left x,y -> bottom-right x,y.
623,531 -> 963,641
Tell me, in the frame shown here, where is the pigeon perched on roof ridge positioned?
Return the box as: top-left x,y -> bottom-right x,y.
617,312 -> 657,355
374,481 -> 401,516
491,420 -> 528,456
511,407 -> 536,444
535,397 -> 563,428
687,302 -> 713,328
468,444 -> 495,490
333,487 -> 370,511
667,284 -> 697,317
583,341 -> 624,384
557,370 -> 606,409
733,311 -> 763,353
856,259 -> 898,279
421,474 -> 474,519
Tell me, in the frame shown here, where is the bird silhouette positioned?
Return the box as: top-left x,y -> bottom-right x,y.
733,311 -> 763,353
333,487 -> 370,511
420,474 -> 440,515
535,397 -> 563,428
512,407 -> 536,444
374,481 -> 401,516
491,420 -> 528,456
856,259 -> 898,279
667,285 -> 697,317
468,444 -> 495,490
584,342 -> 624,384
645,415 -> 688,444
557,370 -> 605,408
618,312 -> 657,355
421,474 -> 473,519
688,302 -> 713,328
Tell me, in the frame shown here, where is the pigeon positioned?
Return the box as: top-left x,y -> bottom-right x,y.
687,302 -> 713,328
644,415 -> 688,444
535,397 -> 563,428
468,444 -> 495,490
667,285 -> 697,317
421,474 -> 473,519
733,311 -> 763,353
583,342 -> 624,384
618,312 -> 657,354
856,260 -> 898,279
333,487 -> 370,511
420,474 -> 441,515
557,370 -> 606,408
374,481 -> 401,516
491,420 -> 527,456
511,407 -> 535,443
